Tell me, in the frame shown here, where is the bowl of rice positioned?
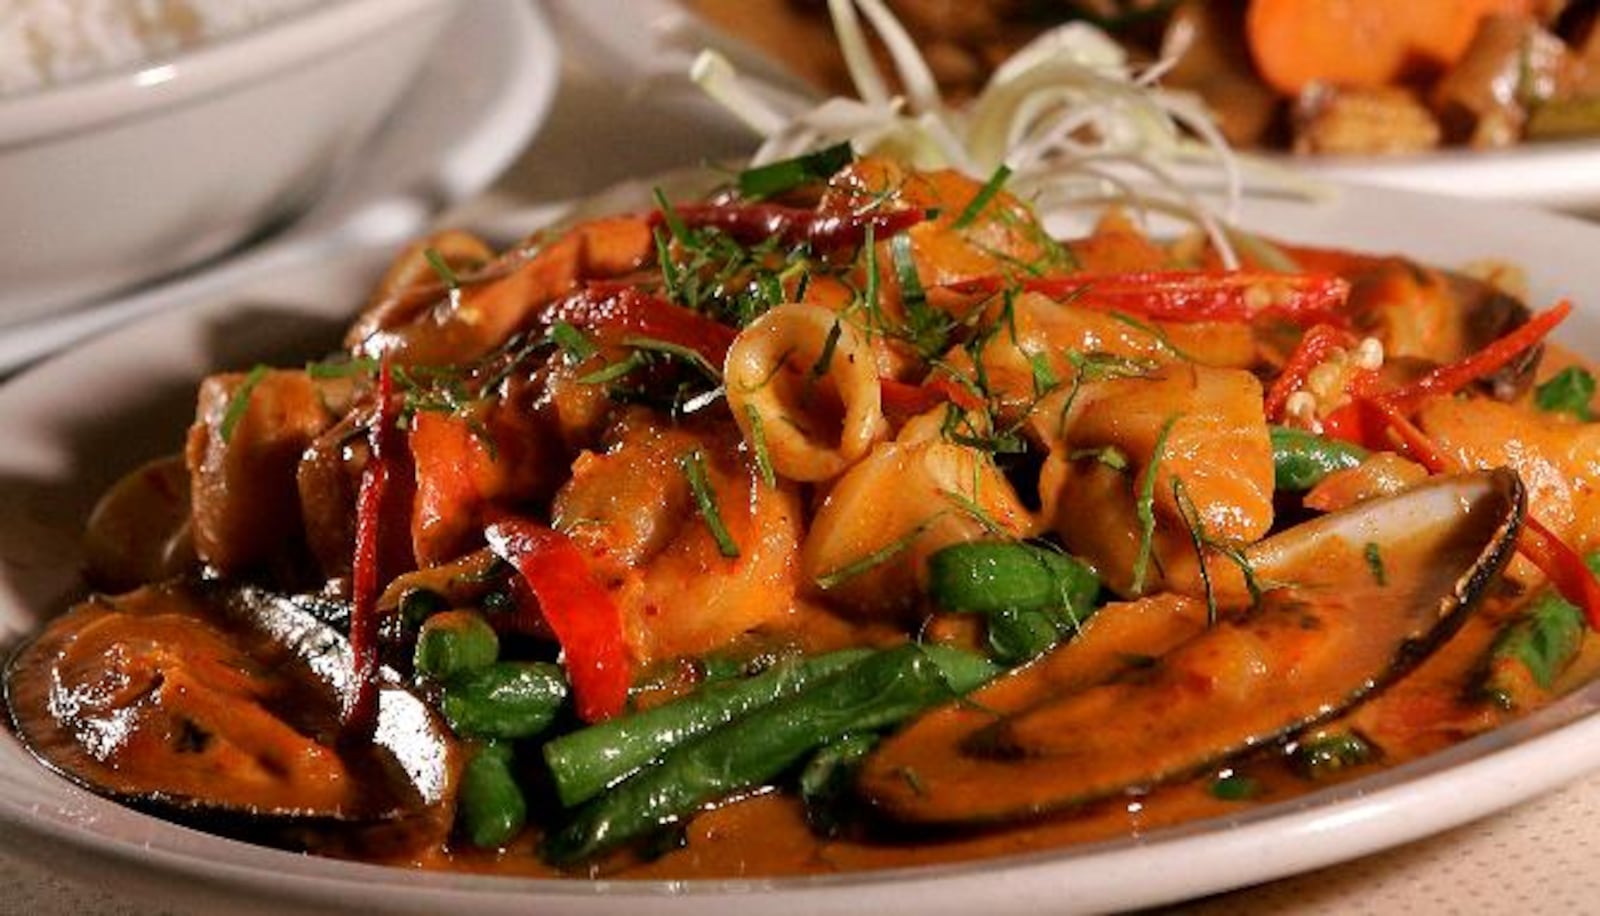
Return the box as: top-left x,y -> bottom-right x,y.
0,0 -> 464,324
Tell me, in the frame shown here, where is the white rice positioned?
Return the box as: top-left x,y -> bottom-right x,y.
0,0 -> 326,95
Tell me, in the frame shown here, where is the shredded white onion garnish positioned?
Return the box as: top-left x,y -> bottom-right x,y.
686,0 -> 1307,268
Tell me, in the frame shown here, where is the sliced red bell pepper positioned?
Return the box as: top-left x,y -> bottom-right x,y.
541,283 -> 739,366
1381,300 -> 1572,414
655,202 -> 929,251
345,357 -> 397,734
942,270 -> 1351,327
484,517 -> 631,722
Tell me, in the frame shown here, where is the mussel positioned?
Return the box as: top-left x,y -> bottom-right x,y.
858,468 -> 1525,824
3,579 -> 458,833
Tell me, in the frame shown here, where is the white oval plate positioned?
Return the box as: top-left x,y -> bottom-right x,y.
3,184 -> 1600,915
0,0 -> 558,376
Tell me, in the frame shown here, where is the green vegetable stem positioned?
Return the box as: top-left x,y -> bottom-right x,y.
543,644 -> 998,863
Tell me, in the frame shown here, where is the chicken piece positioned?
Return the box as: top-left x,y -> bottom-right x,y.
187,370 -> 336,576
1291,84 -> 1443,155
552,412 -> 803,664
1039,362 -> 1274,597
801,436 -> 1034,618
1420,396 -> 1600,553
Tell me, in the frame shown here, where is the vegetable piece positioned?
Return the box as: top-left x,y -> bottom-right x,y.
1484,591 -> 1587,709
945,270 -> 1350,327
414,610 -> 500,682
543,649 -> 872,807
736,142 -> 854,200
679,450 -> 740,559
1269,425 -> 1368,491
926,541 -> 1101,664
484,518 -> 631,723
544,644 -> 998,863
346,357 -> 396,734
456,741 -> 527,850
1527,96 -> 1600,141
1534,366 -> 1596,421
1244,0 -> 1533,96
440,662 -> 569,740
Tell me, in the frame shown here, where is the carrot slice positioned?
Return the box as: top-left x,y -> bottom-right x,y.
1246,0 -> 1533,95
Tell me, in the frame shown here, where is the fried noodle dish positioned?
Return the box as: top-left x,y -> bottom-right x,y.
8,2 -> 1600,886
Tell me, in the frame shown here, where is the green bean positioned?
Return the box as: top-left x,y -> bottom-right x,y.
926,541 -> 1100,663
440,661 -> 568,740
455,741 -> 526,849
543,648 -> 872,807
544,644 -> 998,863
413,609 -> 498,682
1269,425 -> 1367,491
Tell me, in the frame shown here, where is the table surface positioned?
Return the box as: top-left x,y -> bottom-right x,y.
6,5 -> 1600,913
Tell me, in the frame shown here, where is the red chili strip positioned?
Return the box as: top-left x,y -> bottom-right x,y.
1263,323 -> 1360,421
943,270 -> 1351,327
345,357 -> 397,735
485,517 -> 631,722
879,374 -> 986,423
656,203 -> 929,250
541,283 -> 738,366
1381,300 -> 1572,414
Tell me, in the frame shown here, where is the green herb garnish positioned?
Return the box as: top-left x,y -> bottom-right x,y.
737,142 -> 854,200
680,449 -> 740,559
1535,366 -> 1595,421
953,164 -> 1012,230
218,365 -> 270,443
424,247 -> 460,290
1363,541 -> 1387,587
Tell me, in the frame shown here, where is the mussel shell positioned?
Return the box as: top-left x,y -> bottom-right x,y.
3,579 -> 456,826
859,469 -> 1525,824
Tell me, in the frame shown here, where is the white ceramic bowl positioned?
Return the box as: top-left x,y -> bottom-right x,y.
0,0 -> 463,324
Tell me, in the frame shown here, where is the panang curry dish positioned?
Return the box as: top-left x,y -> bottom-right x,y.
8,149 -> 1600,879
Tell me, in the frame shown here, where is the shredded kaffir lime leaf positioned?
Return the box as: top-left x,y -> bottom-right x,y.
218,365 -> 270,443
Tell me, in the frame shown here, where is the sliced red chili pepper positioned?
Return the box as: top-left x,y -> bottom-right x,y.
1382,300 -> 1572,414
541,283 -> 738,366
1263,323 -> 1360,421
346,357 -> 397,735
879,374 -> 986,423
655,203 -> 929,250
943,270 -> 1351,327
484,517 -> 631,722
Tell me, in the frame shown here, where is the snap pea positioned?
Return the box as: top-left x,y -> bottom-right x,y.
413,609 -> 499,682
1269,425 -> 1367,492
543,648 -> 872,807
926,541 -> 1100,663
455,741 -> 526,849
544,644 -> 998,863
440,661 -> 568,740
